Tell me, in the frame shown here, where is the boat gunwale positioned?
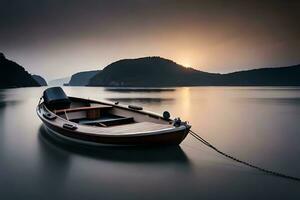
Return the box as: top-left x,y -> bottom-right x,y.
37,97 -> 189,138
69,96 -> 173,122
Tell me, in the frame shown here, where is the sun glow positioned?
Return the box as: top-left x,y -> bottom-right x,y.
177,59 -> 191,68
181,87 -> 191,118
182,62 -> 191,68
175,51 -> 197,68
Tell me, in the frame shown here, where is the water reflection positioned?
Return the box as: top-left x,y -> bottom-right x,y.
36,126 -> 71,194
38,126 -> 190,164
0,89 -> 24,108
105,87 -> 176,93
106,97 -> 174,104
239,97 -> 300,105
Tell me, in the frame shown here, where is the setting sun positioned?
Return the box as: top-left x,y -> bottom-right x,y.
181,61 -> 191,68
176,56 -> 193,68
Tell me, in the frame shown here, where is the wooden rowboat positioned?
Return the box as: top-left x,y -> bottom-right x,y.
37,87 -> 191,146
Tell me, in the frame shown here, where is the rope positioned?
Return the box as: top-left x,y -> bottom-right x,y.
189,130 -> 300,182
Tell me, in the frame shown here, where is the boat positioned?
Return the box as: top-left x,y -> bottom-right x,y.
37,87 -> 191,146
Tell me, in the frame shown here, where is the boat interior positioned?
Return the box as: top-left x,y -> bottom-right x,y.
52,98 -> 171,128
41,87 -> 177,135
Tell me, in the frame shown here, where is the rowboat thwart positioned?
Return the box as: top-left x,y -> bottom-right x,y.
37,87 -> 191,146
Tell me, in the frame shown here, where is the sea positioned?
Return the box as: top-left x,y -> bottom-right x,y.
0,86 -> 299,199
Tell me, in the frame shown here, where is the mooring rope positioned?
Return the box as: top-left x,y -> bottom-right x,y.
189,130 -> 300,182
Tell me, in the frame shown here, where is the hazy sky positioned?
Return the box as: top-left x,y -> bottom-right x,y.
1,0 -> 299,80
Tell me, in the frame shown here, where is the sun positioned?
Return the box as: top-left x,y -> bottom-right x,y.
175,52 -> 196,68
182,61 -> 191,68
177,56 -> 193,68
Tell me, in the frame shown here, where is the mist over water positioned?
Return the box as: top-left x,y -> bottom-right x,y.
0,87 -> 299,199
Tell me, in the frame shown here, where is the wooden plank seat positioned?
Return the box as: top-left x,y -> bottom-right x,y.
54,105 -> 112,114
79,117 -> 134,126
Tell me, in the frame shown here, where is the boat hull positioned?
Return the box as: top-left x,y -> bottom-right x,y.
39,117 -> 189,146
37,97 -> 190,146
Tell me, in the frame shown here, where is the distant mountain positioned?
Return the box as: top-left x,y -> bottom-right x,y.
0,53 -> 40,89
32,75 -> 47,86
218,65 -> 300,86
88,57 -> 219,87
87,57 -> 300,87
49,77 -> 70,86
69,70 -> 100,86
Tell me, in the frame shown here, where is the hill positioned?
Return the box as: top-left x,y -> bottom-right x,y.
88,57 -> 219,87
219,65 -> 300,86
69,70 -> 100,86
0,53 -> 40,88
32,75 -> 47,86
87,57 -> 300,87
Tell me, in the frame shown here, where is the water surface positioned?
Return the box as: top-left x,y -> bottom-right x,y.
0,87 -> 299,199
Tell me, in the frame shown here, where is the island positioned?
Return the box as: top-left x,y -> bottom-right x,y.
87,57 -> 300,87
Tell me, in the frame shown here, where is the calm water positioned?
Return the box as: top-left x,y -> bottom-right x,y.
0,87 -> 299,199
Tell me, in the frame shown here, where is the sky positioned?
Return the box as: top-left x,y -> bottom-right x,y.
1,0 -> 299,80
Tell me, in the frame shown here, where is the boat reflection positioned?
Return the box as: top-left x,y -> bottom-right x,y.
37,126 -> 72,189
38,126 -> 191,164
